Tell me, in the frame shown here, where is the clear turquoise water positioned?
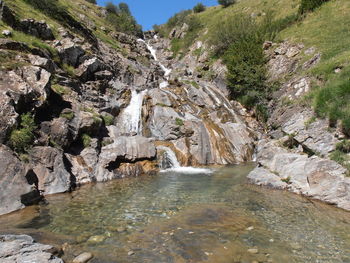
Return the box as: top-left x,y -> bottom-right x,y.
1,164 -> 350,263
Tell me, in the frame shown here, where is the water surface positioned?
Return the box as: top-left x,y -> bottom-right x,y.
1,164 -> 350,262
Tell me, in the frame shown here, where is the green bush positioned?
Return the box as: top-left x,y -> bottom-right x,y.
9,113 -> 36,153
336,140 -> 350,153
85,0 -> 96,4
299,0 -> 329,14
81,133 -> 92,148
218,0 -> 236,8
193,3 -> 206,13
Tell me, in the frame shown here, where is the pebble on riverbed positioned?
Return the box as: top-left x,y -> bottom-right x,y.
247,248 -> 259,254
128,250 -> 135,256
73,252 -> 93,263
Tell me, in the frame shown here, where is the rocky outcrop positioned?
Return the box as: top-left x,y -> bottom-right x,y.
0,145 -> 40,215
248,140 -> 350,210
0,235 -> 63,263
30,146 -> 73,195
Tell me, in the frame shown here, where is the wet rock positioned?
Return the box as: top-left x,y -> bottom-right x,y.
73,252 -> 93,263
0,145 -> 40,215
30,146 -> 72,195
247,248 -> 259,254
87,235 -> 105,243
0,234 -> 63,263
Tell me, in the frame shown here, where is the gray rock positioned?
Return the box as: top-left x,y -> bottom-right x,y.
31,146 -> 72,195
76,57 -> 106,81
57,38 -> 85,67
19,19 -> 55,40
96,136 -> 156,181
1,29 -> 11,37
249,140 -> 350,210
73,252 -> 93,263
0,235 -> 63,263
0,145 -> 40,215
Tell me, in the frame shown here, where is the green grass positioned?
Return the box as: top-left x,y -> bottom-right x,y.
60,111 -> 74,120
175,118 -> 184,126
81,133 -> 92,148
8,113 -> 36,153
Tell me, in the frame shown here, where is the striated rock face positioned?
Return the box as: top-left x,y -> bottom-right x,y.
248,140 -> 350,210
0,145 -> 40,215
0,235 -> 63,263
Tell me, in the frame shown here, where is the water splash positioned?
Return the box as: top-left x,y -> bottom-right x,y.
118,89 -> 147,135
158,146 -> 212,174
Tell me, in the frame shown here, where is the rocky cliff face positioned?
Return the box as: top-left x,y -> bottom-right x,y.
0,1 -> 257,216
248,41 -> 350,210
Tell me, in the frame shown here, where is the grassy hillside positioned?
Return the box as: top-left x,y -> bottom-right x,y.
158,0 -> 350,132
0,0 -> 138,51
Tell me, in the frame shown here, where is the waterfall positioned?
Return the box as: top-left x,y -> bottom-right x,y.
137,37 -> 172,86
158,146 -> 212,174
118,89 -> 146,135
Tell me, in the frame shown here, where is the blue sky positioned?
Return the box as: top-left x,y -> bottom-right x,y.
97,0 -> 217,30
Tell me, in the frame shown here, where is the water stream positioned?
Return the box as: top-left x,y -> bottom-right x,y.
138,37 -> 172,87
0,165 -> 349,263
117,89 -> 146,135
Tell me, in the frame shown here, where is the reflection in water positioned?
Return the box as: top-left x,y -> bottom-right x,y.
0,164 -> 350,262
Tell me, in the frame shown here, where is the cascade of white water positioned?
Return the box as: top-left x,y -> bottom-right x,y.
137,37 -> 172,85
158,146 -> 212,174
118,89 -> 146,134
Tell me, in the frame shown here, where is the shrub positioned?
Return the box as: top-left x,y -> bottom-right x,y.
85,0 -> 96,4
81,133 -> 92,148
218,0 -> 236,8
175,118 -> 184,126
102,115 -> 114,126
299,0 -> 329,14
336,140 -> 350,153
9,113 -> 36,153
193,3 -> 206,13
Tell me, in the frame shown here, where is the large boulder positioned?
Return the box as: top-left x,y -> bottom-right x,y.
30,146 -> 72,195
0,235 -> 63,263
56,38 -> 85,67
96,136 -> 156,181
0,145 -> 40,215
248,140 -> 350,210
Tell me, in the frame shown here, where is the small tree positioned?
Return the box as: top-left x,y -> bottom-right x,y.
218,0 -> 236,8
193,3 -> 206,13
106,2 -> 119,14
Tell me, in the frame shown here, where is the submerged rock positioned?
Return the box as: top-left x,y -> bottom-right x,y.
0,235 -> 63,263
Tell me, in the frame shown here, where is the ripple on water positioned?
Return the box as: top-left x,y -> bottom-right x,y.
0,164 -> 349,262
